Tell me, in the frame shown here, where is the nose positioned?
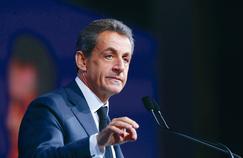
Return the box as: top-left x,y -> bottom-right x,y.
112,57 -> 125,74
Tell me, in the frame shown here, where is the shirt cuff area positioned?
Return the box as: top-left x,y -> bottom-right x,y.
89,133 -> 105,158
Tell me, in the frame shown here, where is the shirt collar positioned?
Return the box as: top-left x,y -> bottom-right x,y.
75,76 -> 109,113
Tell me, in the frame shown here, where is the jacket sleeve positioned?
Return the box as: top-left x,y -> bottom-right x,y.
18,98 -> 91,158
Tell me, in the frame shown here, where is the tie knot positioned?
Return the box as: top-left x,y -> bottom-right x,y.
97,106 -> 108,119
97,106 -> 109,131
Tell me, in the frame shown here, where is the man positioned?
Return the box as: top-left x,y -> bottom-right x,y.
18,19 -> 139,158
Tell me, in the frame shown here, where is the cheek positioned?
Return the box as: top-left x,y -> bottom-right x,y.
124,68 -> 129,77
91,68 -> 105,83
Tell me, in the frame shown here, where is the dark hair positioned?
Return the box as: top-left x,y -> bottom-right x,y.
76,18 -> 134,57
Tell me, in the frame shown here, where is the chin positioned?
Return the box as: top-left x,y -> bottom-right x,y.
106,86 -> 123,95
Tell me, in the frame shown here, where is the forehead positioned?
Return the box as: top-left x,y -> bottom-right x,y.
95,31 -> 132,55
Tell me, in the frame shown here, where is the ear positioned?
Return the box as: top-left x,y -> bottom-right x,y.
75,51 -> 88,71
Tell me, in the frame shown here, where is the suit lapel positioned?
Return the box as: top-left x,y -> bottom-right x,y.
64,81 -> 98,136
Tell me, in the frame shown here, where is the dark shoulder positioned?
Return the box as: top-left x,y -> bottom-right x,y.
32,88 -> 64,105
27,87 -> 71,114
22,87 -> 75,125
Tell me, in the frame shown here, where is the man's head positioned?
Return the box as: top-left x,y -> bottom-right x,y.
75,19 -> 134,102
76,19 -> 134,57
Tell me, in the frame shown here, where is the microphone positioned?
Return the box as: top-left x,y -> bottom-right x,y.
142,96 -> 170,129
142,96 -> 241,158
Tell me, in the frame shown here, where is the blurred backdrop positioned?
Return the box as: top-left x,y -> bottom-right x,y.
0,0 -> 242,158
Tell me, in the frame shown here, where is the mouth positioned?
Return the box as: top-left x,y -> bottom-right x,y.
106,76 -> 123,83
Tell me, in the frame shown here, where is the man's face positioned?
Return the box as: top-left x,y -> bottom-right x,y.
81,31 -> 132,101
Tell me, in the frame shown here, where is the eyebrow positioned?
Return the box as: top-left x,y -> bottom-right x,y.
102,47 -> 132,56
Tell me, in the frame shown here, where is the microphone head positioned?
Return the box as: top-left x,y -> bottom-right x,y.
142,96 -> 170,129
142,96 -> 160,111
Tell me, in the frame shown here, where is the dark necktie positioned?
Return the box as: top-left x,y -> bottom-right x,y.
97,106 -> 113,158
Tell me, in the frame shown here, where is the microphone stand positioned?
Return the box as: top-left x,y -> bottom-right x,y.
151,109 -> 241,158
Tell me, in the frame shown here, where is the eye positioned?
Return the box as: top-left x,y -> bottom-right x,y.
123,56 -> 131,64
105,54 -> 113,60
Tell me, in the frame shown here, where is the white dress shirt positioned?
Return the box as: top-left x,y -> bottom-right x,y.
75,77 -> 116,158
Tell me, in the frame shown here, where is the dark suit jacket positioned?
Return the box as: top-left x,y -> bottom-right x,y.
18,81 -> 124,158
